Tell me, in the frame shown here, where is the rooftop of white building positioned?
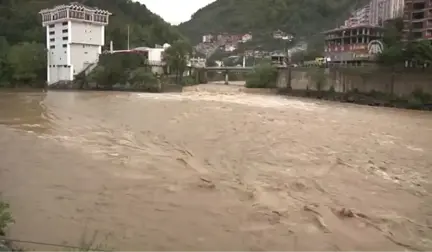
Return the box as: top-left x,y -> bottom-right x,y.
39,2 -> 111,15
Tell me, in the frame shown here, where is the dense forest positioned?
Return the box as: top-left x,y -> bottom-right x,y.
0,0 -> 185,87
178,0 -> 370,44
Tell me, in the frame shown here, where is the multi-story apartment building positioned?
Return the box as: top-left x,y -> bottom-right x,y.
343,0 -> 404,28
345,4 -> 371,27
39,3 -> 111,85
403,0 -> 432,40
369,0 -> 384,25
387,0 -> 405,18
378,0 -> 405,21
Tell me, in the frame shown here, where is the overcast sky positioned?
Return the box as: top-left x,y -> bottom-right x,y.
137,0 -> 216,25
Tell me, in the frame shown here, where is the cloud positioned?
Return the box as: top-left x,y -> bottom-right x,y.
137,0 -> 216,25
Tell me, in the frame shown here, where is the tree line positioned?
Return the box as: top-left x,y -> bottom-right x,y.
378,18 -> 432,68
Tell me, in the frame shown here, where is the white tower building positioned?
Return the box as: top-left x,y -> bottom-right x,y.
39,3 -> 111,85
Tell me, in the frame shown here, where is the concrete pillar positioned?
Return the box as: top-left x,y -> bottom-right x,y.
224,71 -> 229,85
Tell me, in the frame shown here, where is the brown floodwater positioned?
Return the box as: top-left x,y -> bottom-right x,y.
0,85 -> 431,250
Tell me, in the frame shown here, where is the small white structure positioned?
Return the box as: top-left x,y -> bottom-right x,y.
39,2 -> 111,85
241,33 -> 252,43
202,34 -> 213,43
224,44 -> 237,52
132,44 -> 171,74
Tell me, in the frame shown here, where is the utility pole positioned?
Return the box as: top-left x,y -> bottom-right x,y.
127,25 -> 130,50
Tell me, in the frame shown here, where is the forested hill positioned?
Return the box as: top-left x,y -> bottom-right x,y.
0,0 -> 184,49
178,0 -> 370,44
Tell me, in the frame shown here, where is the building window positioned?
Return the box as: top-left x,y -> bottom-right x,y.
49,24 -> 55,28
62,29 -> 68,33
62,21 -> 68,25
62,44 -> 67,48
50,45 -> 55,49
63,36 -> 68,40
50,38 -> 55,42
49,31 -> 55,35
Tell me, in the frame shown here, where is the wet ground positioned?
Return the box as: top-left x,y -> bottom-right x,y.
0,85 -> 431,250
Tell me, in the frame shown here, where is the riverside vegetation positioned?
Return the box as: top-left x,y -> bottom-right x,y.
0,0 -> 185,88
38,39 -> 194,91
0,198 -> 13,251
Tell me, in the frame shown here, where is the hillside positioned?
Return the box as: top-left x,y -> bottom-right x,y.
0,0 -> 184,49
178,0 -> 369,46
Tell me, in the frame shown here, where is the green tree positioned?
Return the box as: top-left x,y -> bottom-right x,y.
378,18 -> 408,67
245,63 -> 278,88
377,44 -> 404,67
0,37 -> 10,85
163,40 -> 192,84
7,42 -> 46,86
88,65 -> 108,89
405,40 -> 432,66
128,67 -> 159,91
382,18 -> 404,46
0,199 -> 13,236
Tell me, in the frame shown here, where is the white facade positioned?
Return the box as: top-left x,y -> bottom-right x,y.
241,33 -> 253,43
202,34 -> 213,43
340,0 -> 404,30
132,44 -> 171,74
381,0 -> 404,20
370,0 -> 404,26
344,4 -> 371,27
39,3 -> 111,85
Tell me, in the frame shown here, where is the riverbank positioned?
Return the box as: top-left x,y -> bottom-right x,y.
2,83 -> 432,111
188,83 -> 432,111
277,88 -> 432,111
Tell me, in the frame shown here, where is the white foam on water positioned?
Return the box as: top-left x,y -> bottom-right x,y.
136,91 -> 321,111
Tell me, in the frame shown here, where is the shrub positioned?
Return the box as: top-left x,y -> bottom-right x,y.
412,88 -> 432,103
245,64 -> 278,88
0,199 -> 13,236
181,76 -> 197,86
129,68 -> 159,92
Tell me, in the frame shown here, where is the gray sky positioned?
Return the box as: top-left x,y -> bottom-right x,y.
137,0 -> 216,25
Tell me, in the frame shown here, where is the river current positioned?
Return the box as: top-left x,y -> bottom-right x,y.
0,85 -> 431,250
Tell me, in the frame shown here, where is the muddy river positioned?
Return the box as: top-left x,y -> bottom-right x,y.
0,85 -> 431,250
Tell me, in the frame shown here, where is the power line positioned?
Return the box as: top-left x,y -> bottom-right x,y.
0,236 -> 106,251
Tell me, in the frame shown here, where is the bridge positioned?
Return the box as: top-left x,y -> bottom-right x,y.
194,66 -> 254,84
203,66 -> 254,71
193,65 -> 288,85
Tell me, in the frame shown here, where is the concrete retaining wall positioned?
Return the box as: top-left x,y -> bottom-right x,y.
277,67 -> 432,96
